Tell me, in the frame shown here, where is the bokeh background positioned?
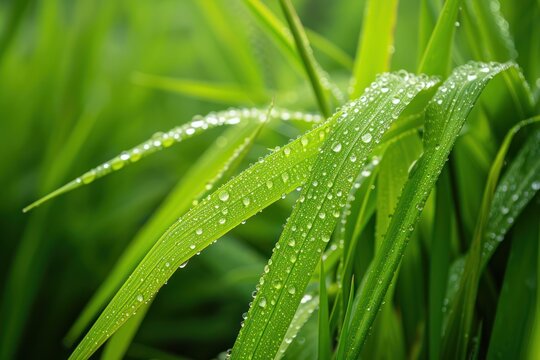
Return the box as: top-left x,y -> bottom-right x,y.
2,0 -> 535,359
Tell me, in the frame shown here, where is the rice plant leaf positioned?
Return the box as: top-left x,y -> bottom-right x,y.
24,108 -> 317,213
230,72 -> 438,360
349,0 -> 400,98
132,73 -> 268,105
63,110 -> 286,344
418,0 -> 463,76
341,61 -> 516,360
486,206 -> 539,360
278,0 -> 332,118
441,121 -> 540,358
68,107 -> 336,360
276,293 -> 318,360
318,259 -> 331,360
97,116 -> 270,360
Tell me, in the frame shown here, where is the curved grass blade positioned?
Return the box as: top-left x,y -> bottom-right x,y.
68,110 -> 336,360
230,72 -> 438,360
441,121 -> 540,358
486,206 -> 539,359
24,108 -> 318,213
418,0 -> 463,76
275,293 -> 318,360
63,110 -> 293,344
98,115 -> 270,360
341,61 -> 516,359
349,0 -> 400,98
278,0 -> 332,117
132,73 -> 268,105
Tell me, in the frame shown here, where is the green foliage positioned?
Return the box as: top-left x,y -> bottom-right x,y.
2,0 -> 539,359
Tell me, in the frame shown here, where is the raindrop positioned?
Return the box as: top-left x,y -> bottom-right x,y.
361,133 -> 372,143
219,191 -> 230,202
332,142 -> 342,153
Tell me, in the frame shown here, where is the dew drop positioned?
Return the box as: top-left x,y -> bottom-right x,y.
288,286 -> 296,295
361,133 -> 372,143
219,191 -> 230,202
258,297 -> 267,308
136,294 -> 144,302
196,228 -> 203,235
242,197 -> 251,206
332,142 -> 342,153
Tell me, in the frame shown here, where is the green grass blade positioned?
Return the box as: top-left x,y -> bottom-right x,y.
349,0 -> 400,98
418,0 -> 463,76
63,111 -> 280,345
342,61 -> 515,359
276,293 -> 318,359
278,0 -> 332,118
318,259 -> 331,360
428,168 -> 455,360
336,278 -> 356,360
68,109 -> 336,359
24,108 -> 315,213
100,302 -> 150,360
528,210 -> 540,360
486,206 -> 539,359
230,72 -> 438,360
441,121 -> 540,358
132,73 -> 268,105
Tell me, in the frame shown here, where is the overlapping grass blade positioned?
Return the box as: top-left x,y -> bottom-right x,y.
486,206 -> 539,359
230,72 -> 438,359
97,117 -> 269,360
24,108 -> 317,213
68,108 -> 337,359
275,293 -> 318,359
341,62 -> 516,359
132,73 -> 267,105
441,121 -> 540,358
349,0 -> 400,98
63,110 -> 288,344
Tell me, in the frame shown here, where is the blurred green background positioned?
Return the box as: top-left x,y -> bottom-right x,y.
3,0 -> 534,359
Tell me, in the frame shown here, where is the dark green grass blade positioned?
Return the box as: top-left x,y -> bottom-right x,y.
278,0 -> 332,118
486,205 -> 539,359
342,62 -> 516,359
441,121 -> 540,358
349,0 -> 400,98
230,72 -> 438,360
